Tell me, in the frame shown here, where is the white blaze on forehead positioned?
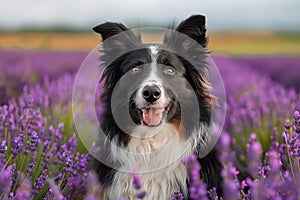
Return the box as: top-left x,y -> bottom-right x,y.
149,45 -> 159,62
149,45 -> 159,75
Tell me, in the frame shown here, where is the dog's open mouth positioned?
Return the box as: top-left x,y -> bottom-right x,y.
140,106 -> 169,127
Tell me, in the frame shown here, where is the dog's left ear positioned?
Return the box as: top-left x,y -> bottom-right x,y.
93,22 -> 141,52
164,15 -> 207,50
176,15 -> 207,48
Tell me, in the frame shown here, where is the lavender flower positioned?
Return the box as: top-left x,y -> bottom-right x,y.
270,127 -> 279,150
0,73 -> 90,199
246,178 -> 268,200
84,171 -> 102,200
294,111 -> 300,133
136,191 -> 147,199
216,132 -> 240,199
207,187 -> 218,200
130,171 -> 142,190
1,50 -> 300,199
11,136 -> 23,157
130,171 -> 147,199
0,165 -> 13,195
56,123 -> 64,139
221,163 -> 240,200
246,133 -> 262,177
15,172 -> 31,200
46,179 -> 65,200
185,154 -> 208,200
85,195 -> 101,200
172,191 -> 184,200
26,154 -> 36,175
0,140 -> 7,169
68,133 -> 78,152
0,51 -> 85,105
32,169 -> 48,195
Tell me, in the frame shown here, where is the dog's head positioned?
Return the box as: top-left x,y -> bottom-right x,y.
94,15 -> 212,144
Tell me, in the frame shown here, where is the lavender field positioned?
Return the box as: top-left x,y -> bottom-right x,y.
0,50 -> 300,199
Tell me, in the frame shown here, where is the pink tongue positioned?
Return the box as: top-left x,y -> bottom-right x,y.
142,108 -> 164,126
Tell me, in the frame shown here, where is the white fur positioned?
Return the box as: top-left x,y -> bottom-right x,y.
149,45 -> 159,62
103,122 -> 210,200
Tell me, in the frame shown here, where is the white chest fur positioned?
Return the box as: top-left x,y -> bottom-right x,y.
104,123 -> 192,200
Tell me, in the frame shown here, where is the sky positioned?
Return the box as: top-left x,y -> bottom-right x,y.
0,0 -> 299,32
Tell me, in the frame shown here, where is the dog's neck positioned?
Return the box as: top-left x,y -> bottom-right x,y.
106,123 -> 190,199
110,123 -> 189,169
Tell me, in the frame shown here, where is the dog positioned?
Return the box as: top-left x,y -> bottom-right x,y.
91,15 -> 223,199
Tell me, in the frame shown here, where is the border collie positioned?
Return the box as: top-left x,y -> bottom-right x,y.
91,15 -> 223,199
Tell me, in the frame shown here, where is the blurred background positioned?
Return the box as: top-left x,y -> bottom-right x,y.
1,0 -> 300,51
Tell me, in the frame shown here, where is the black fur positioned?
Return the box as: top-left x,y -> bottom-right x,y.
91,15 -> 223,199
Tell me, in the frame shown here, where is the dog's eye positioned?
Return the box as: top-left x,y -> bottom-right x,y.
131,67 -> 140,74
164,67 -> 175,76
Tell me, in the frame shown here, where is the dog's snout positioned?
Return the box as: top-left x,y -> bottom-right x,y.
142,85 -> 161,103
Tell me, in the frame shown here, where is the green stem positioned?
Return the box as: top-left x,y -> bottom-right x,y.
20,153 -> 27,173
2,154 -> 12,171
284,133 -> 296,183
32,144 -> 44,183
59,173 -> 66,188
297,158 -> 300,174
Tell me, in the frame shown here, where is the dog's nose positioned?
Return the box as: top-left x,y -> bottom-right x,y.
142,85 -> 161,103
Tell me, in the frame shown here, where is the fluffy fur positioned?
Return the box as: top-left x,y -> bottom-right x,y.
91,15 -> 223,199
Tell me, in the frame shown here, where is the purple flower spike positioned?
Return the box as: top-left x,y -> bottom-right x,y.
84,171 -> 103,200
26,154 -> 36,175
128,171 -> 147,199
33,169 -> 48,195
221,162 -> 240,200
172,191 -> 184,200
270,128 -> 279,150
0,140 -> 8,154
136,191 -> 147,199
208,187 -> 218,200
133,176 -> 142,189
266,150 -> 282,172
185,154 -> 201,182
293,111 -> 300,133
246,178 -> 268,199
284,119 -> 291,133
0,165 -> 13,195
85,194 -> 100,200
247,133 -> 262,176
56,123 -> 64,139
27,131 -> 39,152
294,111 -> 300,120
0,140 -> 8,169
67,133 -> 78,152
222,180 -> 238,200
47,178 -> 65,200
15,172 -> 31,200
185,154 -> 208,200
130,171 -> 142,190
54,173 -> 63,182
11,136 -> 24,156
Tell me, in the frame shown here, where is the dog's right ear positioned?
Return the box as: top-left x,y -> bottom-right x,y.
93,22 -> 141,51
